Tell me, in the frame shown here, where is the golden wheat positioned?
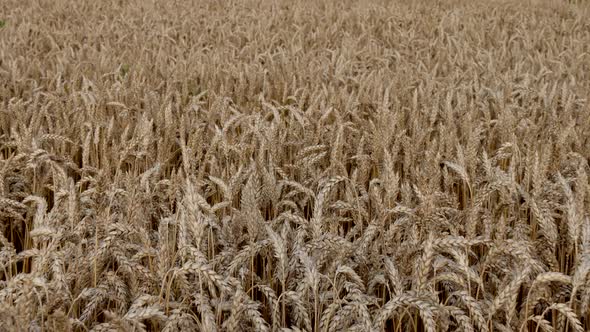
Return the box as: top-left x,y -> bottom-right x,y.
0,0 -> 589,331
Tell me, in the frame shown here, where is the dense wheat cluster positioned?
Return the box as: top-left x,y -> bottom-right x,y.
1,0 -> 590,331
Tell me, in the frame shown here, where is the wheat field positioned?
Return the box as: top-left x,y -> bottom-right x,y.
0,0 -> 589,331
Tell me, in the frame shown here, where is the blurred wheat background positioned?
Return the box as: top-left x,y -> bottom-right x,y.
0,0 -> 589,331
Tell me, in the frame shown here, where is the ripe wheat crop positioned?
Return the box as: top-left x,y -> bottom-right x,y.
0,0 -> 589,331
